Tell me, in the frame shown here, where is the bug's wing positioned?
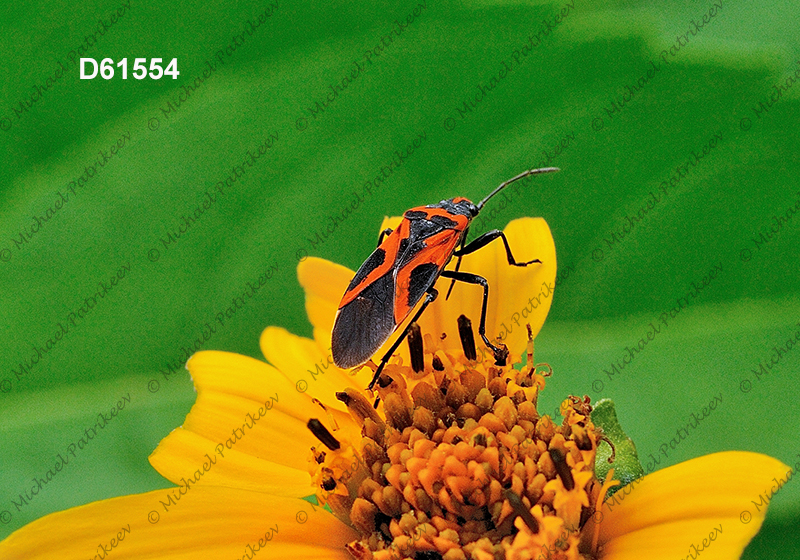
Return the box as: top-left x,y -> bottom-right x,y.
330,220 -> 462,369
331,271 -> 396,368
392,229 -> 462,324
332,223 -> 408,369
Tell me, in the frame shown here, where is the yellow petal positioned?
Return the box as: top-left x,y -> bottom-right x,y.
298,257 -> 354,350
379,216 -> 404,229
149,429 -> 312,498
182,350 -> 319,422
596,451 -> 791,558
0,487 -> 355,559
600,518 -> 751,560
260,326 -> 373,411
150,350 -> 359,482
418,217 -> 557,357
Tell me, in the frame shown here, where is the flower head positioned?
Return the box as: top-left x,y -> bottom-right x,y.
305,321 -> 610,560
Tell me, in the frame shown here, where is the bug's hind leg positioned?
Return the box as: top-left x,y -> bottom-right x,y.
367,288 -> 439,392
453,229 -> 541,266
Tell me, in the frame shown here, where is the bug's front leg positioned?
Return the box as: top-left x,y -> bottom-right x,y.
440,270 -> 507,363
453,229 -> 541,266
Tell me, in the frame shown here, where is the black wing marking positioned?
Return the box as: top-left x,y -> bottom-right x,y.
405,262 -> 440,308
332,271 -> 396,368
429,214 -> 458,228
345,247 -> 386,293
406,216 -> 444,242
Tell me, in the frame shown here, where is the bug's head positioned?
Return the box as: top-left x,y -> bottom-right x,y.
448,197 -> 480,217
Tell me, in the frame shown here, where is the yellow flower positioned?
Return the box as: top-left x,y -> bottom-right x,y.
0,218 -> 789,560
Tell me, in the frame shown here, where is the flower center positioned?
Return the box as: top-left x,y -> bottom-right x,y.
307,319 -> 610,560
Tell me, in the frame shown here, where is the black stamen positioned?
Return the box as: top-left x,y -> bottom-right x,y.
307,418 -> 341,451
337,388 -> 385,426
526,323 -> 535,374
504,489 -> 539,533
549,448 -> 575,490
376,374 -> 394,388
414,552 -> 444,560
321,475 -> 337,491
432,355 -> 445,371
407,322 -> 425,373
457,315 -> 477,361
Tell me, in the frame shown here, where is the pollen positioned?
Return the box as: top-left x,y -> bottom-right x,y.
307,323 -> 611,560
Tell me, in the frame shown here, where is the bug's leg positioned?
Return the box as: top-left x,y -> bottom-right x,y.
445,228 -> 469,301
377,228 -> 393,246
445,255 -> 462,300
440,270 -> 504,358
453,229 -> 541,266
367,288 -> 439,392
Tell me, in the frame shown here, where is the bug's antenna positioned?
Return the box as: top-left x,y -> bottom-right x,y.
477,167 -> 560,211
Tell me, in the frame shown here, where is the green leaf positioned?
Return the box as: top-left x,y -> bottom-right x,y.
592,398 -> 644,495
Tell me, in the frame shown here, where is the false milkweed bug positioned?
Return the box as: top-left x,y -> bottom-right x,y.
331,167 -> 560,391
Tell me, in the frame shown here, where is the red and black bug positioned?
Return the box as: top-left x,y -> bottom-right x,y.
331,167 -> 559,390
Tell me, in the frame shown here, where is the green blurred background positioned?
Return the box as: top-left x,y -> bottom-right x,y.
1,0 -> 798,556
